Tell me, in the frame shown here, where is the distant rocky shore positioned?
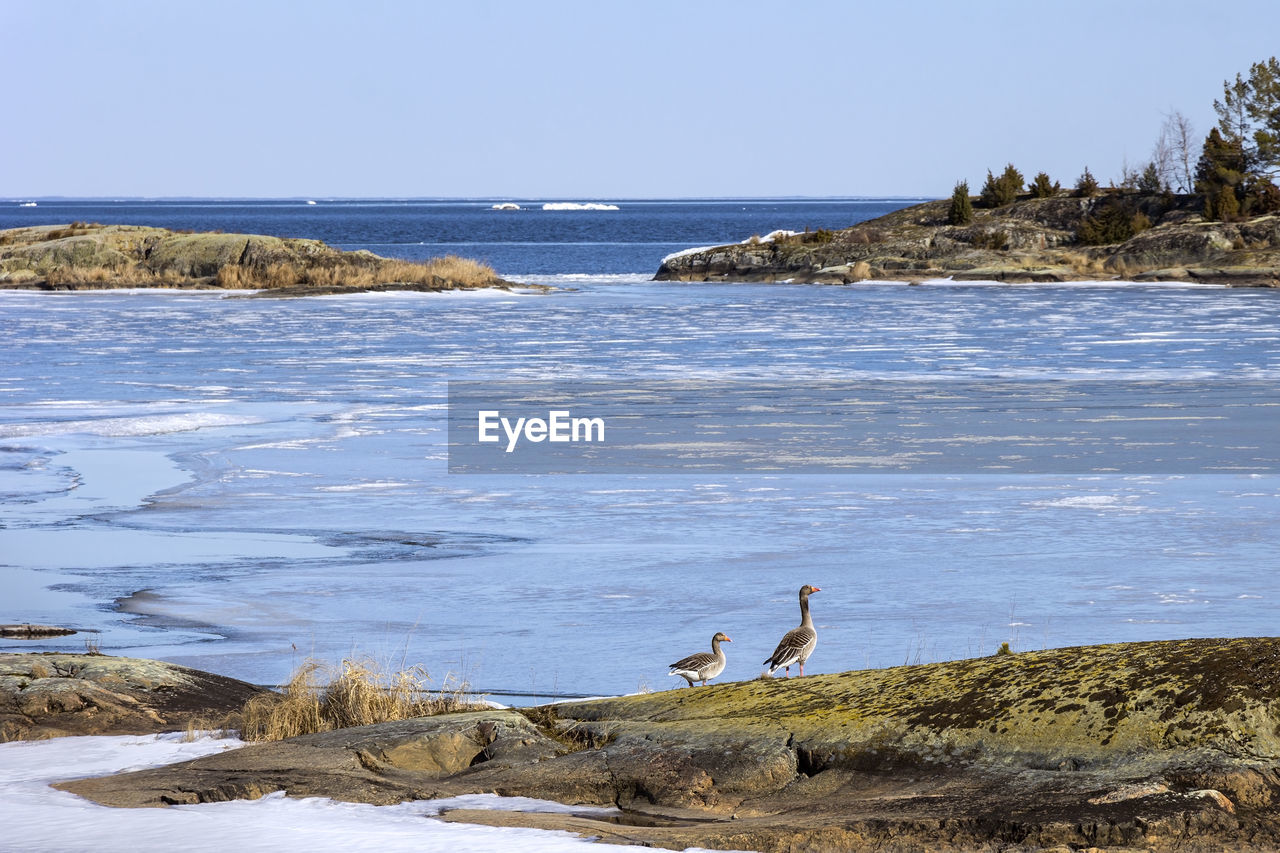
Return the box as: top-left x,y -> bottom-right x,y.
0,223 -> 522,295
12,637 -> 1280,851
655,191 -> 1280,287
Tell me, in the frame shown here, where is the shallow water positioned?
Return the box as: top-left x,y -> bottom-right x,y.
2,278 -> 1278,698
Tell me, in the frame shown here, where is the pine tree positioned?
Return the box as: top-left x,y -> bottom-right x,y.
1195,127 -> 1247,220
1075,167 -> 1099,197
948,180 -> 973,225
1138,162 -> 1164,193
1214,57 -> 1280,176
1214,184 -> 1240,221
1029,172 -> 1058,198
979,164 -> 1024,207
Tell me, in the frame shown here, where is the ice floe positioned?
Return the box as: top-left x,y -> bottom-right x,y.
541,202 -> 620,211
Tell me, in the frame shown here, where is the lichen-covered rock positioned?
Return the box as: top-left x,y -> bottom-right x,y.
4,234 -> 133,272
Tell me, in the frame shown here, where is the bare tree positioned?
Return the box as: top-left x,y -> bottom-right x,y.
1151,124 -> 1175,191
1117,155 -> 1142,190
1158,110 -> 1197,193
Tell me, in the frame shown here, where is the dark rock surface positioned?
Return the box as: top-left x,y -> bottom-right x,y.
0,624 -> 76,638
0,653 -> 267,741
655,192 -> 1280,287
54,637 -> 1280,851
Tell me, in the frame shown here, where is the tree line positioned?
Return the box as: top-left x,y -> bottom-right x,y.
947,57 -> 1280,226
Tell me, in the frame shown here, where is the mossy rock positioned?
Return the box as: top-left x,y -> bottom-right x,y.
7,235 -> 132,272
556,637 -> 1280,771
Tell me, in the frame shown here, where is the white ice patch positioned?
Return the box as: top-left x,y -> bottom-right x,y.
0,411 -> 265,439
314,481 -> 413,492
541,202 -> 620,211
1032,494 -> 1126,509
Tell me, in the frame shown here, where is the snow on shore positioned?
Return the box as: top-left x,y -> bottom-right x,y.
0,733 -> 739,853
661,229 -> 799,263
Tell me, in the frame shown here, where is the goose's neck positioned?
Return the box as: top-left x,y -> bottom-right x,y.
799,594 -> 814,628
711,636 -> 725,655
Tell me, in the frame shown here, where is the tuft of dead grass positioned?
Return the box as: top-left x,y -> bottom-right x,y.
1059,251 -> 1109,276
214,255 -> 500,291
42,222 -> 100,241
374,255 -> 500,288
517,704 -> 613,752
238,657 -> 483,742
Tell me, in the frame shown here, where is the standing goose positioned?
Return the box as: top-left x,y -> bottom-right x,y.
669,632 -> 731,687
763,584 -> 821,677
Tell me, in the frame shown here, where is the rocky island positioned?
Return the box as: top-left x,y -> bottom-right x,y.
15,637 -> 1280,852
655,191 -> 1280,287
0,223 -> 517,295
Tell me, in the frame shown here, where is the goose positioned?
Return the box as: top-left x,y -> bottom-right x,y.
669,632 -> 731,687
763,584 -> 821,677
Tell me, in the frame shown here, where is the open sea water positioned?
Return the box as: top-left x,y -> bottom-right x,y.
2,199 -> 1279,701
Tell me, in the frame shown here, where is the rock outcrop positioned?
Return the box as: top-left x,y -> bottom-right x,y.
0,223 -> 515,294
655,192 -> 1280,287
0,653 -> 267,741
54,637 -> 1280,851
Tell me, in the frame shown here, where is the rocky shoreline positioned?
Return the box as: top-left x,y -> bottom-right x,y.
654,192 -> 1280,287
10,637 -> 1280,851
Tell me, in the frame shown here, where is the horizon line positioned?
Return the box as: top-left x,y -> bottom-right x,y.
3,194 -> 938,203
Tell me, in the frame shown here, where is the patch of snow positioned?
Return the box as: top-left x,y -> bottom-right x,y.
0,733 -> 740,853
661,230 -> 799,264
661,245 -> 719,263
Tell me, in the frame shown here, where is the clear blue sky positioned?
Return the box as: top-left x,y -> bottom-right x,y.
5,0 -> 1279,199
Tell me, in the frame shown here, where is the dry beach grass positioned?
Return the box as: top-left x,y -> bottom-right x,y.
214,255 -> 501,291
238,657 -> 483,741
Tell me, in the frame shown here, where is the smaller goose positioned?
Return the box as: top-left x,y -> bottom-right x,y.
669,632 -> 731,687
763,584 -> 821,677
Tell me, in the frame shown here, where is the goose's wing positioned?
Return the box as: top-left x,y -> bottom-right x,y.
670,651 -> 717,673
763,626 -> 817,669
